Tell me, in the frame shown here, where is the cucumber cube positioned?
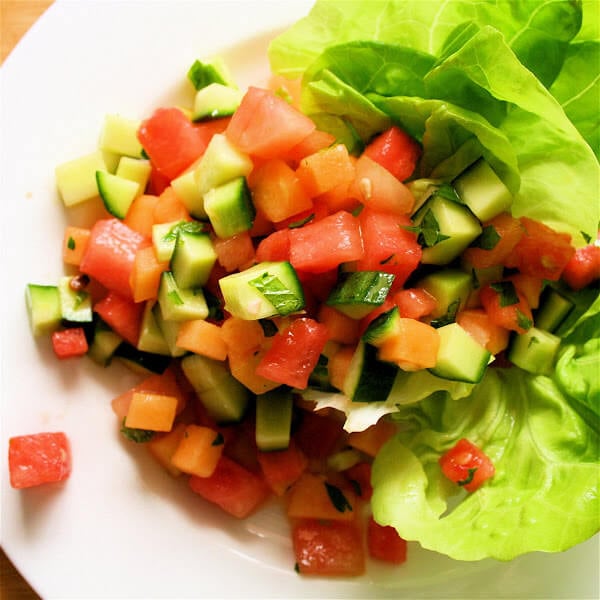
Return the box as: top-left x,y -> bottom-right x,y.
194,133 -> 253,195
152,221 -> 182,262
255,389 -> 293,451
192,83 -> 243,122
418,269 -> 472,321
414,195 -> 482,265
96,171 -> 140,219
203,176 -> 255,238
55,150 -> 106,206
158,272 -> 209,322
219,261 -> 304,320
181,353 -> 249,424
25,284 -> 61,336
454,159 -> 512,222
171,169 -> 207,219
137,301 -> 171,355
508,327 -> 561,375
58,276 -> 93,323
187,56 -> 237,91
170,230 -> 217,289
115,156 -> 151,195
430,322 -> 491,383
87,320 -> 122,366
151,303 -> 187,357
98,114 -> 144,158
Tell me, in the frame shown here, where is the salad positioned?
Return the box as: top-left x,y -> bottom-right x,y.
8,0 -> 599,587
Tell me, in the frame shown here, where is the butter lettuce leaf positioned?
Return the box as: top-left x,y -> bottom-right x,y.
371,367 -> 600,561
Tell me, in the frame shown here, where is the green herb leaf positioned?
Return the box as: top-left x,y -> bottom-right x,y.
430,298 -> 460,328
162,221 -> 205,242
457,467 -> 478,487
120,418 -> 155,443
490,281 -> 519,307
167,290 -> 184,306
473,225 -> 501,250
212,432 -> 225,446
435,182 -> 462,204
517,309 -> 533,331
418,209 -> 450,248
67,236 -> 76,250
288,213 -> 315,228
248,272 -> 304,316
324,482 -> 353,513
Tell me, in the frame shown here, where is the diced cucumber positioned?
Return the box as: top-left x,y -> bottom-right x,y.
418,269 -> 472,322
429,322 -> 491,383
102,149 -> 121,174
98,114 -> 144,158
219,261 -> 305,320
187,56 -> 237,90
152,303 -> 187,357
96,171 -> 139,219
192,83 -> 243,121
203,176 -> 255,238
114,343 -> 171,375
255,388 -> 294,451
152,221 -> 182,262
534,287 -> 574,333
115,156 -> 151,195
55,150 -> 107,207
171,169 -> 207,219
413,193 -> 482,265
326,271 -> 395,319
58,276 -> 93,323
181,353 -> 249,424
87,320 -> 122,366
158,271 -> 209,322
362,306 -> 401,346
343,340 -> 398,402
308,353 -> 334,391
137,301 -> 171,355
194,133 -> 253,196
508,326 -> 561,375
25,284 -> 62,336
453,159 -> 512,222
170,228 -> 217,289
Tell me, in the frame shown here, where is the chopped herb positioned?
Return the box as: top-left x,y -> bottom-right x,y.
517,309 -> 533,331
259,319 -> 278,337
430,298 -> 460,328
415,209 -> 450,248
581,230 -> 592,244
140,148 -> 149,160
294,563 -> 300,574
120,418 -> 154,443
162,220 -> 205,242
473,225 -> 501,250
379,254 -> 395,265
248,272 -> 304,315
490,281 -> 519,306
434,182 -> 462,204
288,213 -> 315,228
167,290 -> 184,305
458,467 -> 478,487
324,482 -> 353,513
528,336 -> 540,348
471,268 -> 480,290
212,432 -> 224,446
67,236 -> 76,250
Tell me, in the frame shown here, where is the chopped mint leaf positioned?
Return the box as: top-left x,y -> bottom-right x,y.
418,209 -> 450,248
162,221 -> 206,242
430,299 -> 460,328
473,225 -> 501,250
67,236 -> 76,250
490,281 -> 519,307
324,482 -> 353,513
517,309 -> 533,331
288,213 -> 315,228
435,182 -> 462,204
120,418 -> 154,443
248,272 -> 304,316
212,432 -> 225,446
458,467 -> 478,487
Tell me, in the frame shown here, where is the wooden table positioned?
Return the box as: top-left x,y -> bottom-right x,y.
1,4 -> 54,596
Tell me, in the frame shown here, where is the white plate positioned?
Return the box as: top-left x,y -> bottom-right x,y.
1,1 -> 598,598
